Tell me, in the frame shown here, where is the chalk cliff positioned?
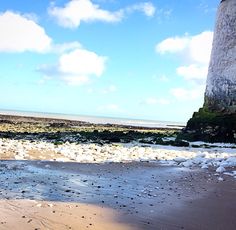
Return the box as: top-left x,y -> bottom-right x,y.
204,0 -> 236,113
180,0 -> 236,143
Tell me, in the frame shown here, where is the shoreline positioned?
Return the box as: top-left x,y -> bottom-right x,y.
0,113 -> 235,178
0,112 -> 185,130
0,113 -> 235,229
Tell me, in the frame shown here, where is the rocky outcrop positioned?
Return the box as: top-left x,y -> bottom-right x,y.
180,108 -> 236,143
180,0 -> 236,143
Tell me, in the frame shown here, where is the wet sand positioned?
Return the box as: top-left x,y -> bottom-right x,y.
0,161 -> 235,229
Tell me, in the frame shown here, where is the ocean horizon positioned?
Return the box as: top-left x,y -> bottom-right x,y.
0,109 -> 186,129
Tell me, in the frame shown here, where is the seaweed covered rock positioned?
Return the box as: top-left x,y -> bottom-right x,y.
180,108 -> 236,143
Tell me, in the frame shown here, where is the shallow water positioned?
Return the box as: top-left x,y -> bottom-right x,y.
0,160 -> 201,204
0,109 -> 185,128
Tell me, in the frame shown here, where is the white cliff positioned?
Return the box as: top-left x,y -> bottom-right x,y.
205,0 -> 236,113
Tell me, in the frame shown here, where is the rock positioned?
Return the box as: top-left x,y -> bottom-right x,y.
179,0 -> 236,143
179,110 -> 236,143
173,157 -> 187,163
181,160 -> 193,168
173,140 -> 189,147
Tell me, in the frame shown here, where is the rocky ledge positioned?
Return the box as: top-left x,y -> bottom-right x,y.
179,108 -> 236,143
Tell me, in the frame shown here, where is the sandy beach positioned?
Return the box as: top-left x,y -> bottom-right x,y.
1,0 -> 236,229
0,161 -> 235,230
0,115 -> 235,229
0,199 -> 135,230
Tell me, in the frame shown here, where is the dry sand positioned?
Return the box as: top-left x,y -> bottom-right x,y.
0,199 -> 135,230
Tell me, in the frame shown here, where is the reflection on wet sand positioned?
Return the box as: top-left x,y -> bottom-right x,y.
0,160 -> 235,229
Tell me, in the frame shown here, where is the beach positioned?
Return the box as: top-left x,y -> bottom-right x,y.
0,114 -> 235,229
1,0 -> 236,229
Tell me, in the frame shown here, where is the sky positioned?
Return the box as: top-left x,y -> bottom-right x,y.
0,0 -> 220,122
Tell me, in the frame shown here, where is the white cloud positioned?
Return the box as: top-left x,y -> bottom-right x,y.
156,36 -> 189,54
0,11 -> 84,55
177,64 -> 208,82
156,31 -> 214,103
170,86 -> 205,101
156,31 -> 213,86
0,11 -> 52,53
22,13 -> 39,22
39,48 -> 107,86
50,41 -> 82,53
0,11 -> 107,86
156,31 -> 213,65
59,49 -> 106,76
127,2 -> 156,17
49,0 -> 156,28
49,0 -> 123,28
188,31 -> 213,64
141,2 -> 156,16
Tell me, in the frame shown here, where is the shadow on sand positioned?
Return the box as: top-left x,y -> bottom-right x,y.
0,160 -> 236,229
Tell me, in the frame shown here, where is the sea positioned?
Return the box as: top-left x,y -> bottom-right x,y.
0,109 -> 186,129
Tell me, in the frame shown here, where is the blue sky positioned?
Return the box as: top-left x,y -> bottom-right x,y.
0,0 -> 219,122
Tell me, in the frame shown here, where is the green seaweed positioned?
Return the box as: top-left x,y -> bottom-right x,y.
178,107 -> 236,143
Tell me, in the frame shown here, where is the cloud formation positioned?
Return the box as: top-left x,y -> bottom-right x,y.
126,2 -> 156,17
50,41 -> 82,54
39,48 -> 107,86
156,31 -> 213,66
0,8 -> 108,86
0,11 -> 83,55
170,86 -> 205,101
176,64 -> 208,82
0,11 -> 52,53
59,49 -> 106,76
156,31 -> 213,101
49,0 -> 156,28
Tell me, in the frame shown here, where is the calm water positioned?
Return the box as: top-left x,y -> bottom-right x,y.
0,110 -> 186,129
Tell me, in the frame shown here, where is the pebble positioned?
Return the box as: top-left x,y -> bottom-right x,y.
0,138 -> 236,177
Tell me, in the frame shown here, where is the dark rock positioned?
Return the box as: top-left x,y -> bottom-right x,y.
179,108 -> 236,143
173,140 -> 189,147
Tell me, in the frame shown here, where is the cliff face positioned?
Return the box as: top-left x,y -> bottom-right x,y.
180,0 -> 236,143
204,0 -> 236,114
